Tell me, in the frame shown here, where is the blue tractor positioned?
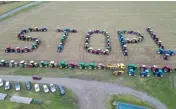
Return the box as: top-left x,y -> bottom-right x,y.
157,48 -> 165,54
57,43 -> 63,52
64,28 -> 70,32
168,50 -> 174,56
140,69 -> 150,77
153,68 -> 164,77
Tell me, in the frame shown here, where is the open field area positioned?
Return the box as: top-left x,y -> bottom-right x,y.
0,2 -> 176,65
0,82 -> 78,109
0,1 -> 176,109
0,1 -> 32,15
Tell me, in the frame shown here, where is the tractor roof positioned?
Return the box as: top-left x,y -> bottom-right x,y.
50,61 -> 54,64
128,64 -> 136,67
20,60 -> 25,63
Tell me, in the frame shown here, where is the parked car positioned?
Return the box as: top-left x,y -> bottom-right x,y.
34,84 -> 40,92
15,82 -> 20,91
50,84 -> 56,92
5,81 -> 10,90
32,75 -> 42,80
0,79 -> 4,87
25,81 -> 31,90
43,85 -> 49,93
57,84 -> 65,95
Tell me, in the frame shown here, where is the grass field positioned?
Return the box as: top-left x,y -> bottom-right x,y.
0,82 -> 79,109
0,68 -> 175,109
0,1 -> 32,15
107,94 -> 154,109
0,1 -> 176,109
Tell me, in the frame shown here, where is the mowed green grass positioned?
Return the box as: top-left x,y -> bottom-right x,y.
107,94 -> 154,109
0,1 -> 32,15
0,82 -> 79,109
0,68 -> 175,109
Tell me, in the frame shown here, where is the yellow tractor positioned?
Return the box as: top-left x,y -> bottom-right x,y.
112,70 -> 124,76
118,63 -> 125,70
107,63 -> 125,70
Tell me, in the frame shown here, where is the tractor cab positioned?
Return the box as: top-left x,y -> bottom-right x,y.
64,28 -> 70,33
128,68 -> 136,76
32,43 -> 37,49
140,65 -> 147,71
154,68 -> 164,77
98,63 -> 106,69
68,62 -> 78,69
118,63 -> 125,71
0,60 -> 7,67
57,44 -> 63,52
162,65 -> 172,73
9,60 -> 15,67
140,69 -> 150,77
49,61 -> 56,68
59,61 -> 68,68
40,61 -> 45,67
158,48 -> 164,54
89,62 -> 96,69
79,62 -> 88,69
71,28 -> 77,33
35,39 -> 41,45
19,60 -> 25,67
87,47 -> 93,53
163,54 -> 169,60
26,36 -> 32,41
29,61 -> 35,68
128,64 -> 137,71
15,47 -> 20,53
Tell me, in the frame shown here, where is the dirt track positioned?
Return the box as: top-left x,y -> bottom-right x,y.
0,2 -> 176,66
0,75 -> 167,109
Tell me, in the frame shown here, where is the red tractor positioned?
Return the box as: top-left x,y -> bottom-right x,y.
15,47 -> 21,53
140,65 -> 148,71
151,65 -> 158,72
5,47 -> 15,53
94,29 -> 100,33
162,65 -> 172,73
68,62 -> 78,69
24,47 -> 30,53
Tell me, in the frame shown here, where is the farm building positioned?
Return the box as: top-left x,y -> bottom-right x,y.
0,93 -> 7,100
116,102 -> 150,109
10,96 -> 32,104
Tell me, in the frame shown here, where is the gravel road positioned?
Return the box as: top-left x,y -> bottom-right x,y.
0,75 -> 167,109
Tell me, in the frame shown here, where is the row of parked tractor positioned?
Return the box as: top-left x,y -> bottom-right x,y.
56,28 -> 77,52
117,30 -> 144,56
84,29 -> 111,55
5,27 -> 44,53
146,27 -> 175,60
0,59 -> 175,77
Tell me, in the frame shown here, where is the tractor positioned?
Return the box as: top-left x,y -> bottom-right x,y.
0,60 -> 9,67
15,47 -> 21,53
163,54 -> 169,60
107,63 -> 119,70
19,60 -> 28,68
89,62 -> 96,69
70,28 -> 77,33
128,64 -> 137,76
49,61 -> 57,68
68,62 -> 78,69
57,43 -> 63,52
157,48 -> 165,54
79,62 -> 88,69
87,47 -> 93,53
139,65 -> 148,71
9,60 -> 15,67
118,63 -> 125,71
5,47 -> 15,53
24,47 -> 30,53
35,39 -> 41,45
153,68 -> 164,77
140,69 -> 150,77
41,28 -> 47,32
39,61 -> 49,68
123,50 -> 128,56
112,70 -> 124,76
97,63 -> 106,69
31,43 -> 37,50
28,61 -> 35,68
64,28 -> 71,32
26,36 -> 32,41
162,65 -> 172,73
151,65 -> 158,72
59,61 -> 68,68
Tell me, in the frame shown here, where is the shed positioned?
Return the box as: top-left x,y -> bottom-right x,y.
10,96 -> 32,104
0,93 -> 7,100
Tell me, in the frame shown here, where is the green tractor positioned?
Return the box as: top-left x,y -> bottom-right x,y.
49,61 -> 58,68
19,60 -> 28,68
79,62 -> 88,69
39,61 -> 49,68
89,62 -> 96,69
128,64 -> 137,76
0,59 -> 9,67
59,61 -> 68,68
31,43 -> 38,50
